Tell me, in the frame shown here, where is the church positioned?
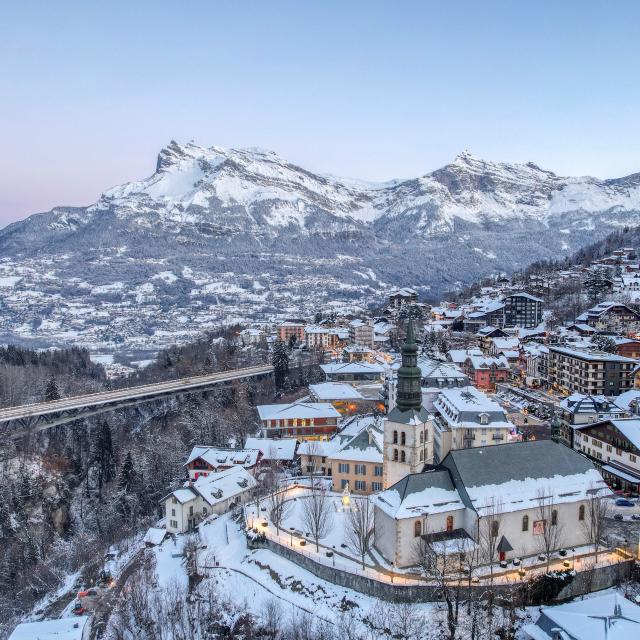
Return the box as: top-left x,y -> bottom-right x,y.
375,322 -> 610,569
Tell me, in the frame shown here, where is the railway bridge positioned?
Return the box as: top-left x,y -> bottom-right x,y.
0,364 -> 273,439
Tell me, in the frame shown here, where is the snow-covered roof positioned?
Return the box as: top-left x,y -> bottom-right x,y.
614,389 -> 640,411
374,470 -> 465,518
550,346 -> 636,362
330,424 -> 384,463
171,488 -> 198,503
185,446 -> 260,468
244,437 -> 298,461
465,354 -> 510,370
506,292 -> 543,302
492,337 -> 519,350
522,592 -> 640,640
320,362 -> 385,375
192,466 -> 256,506
143,527 -> 167,545
434,387 -> 512,429
559,393 -> 625,416
447,348 -> 483,364
8,617 -> 91,640
257,402 -> 341,420
309,382 -> 364,401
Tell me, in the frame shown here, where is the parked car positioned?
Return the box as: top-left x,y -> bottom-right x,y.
613,513 -> 624,521
631,514 -> 640,521
615,498 -> 635,507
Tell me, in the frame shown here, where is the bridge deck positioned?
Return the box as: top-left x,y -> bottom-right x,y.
0,364 -> 273,423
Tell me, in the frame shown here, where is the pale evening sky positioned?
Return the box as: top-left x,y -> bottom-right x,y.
1,1 -> 639,225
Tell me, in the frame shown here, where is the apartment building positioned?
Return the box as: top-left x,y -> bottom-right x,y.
547,346 -> 636,397
503,292 -> 543,328
573,418 -> 640,493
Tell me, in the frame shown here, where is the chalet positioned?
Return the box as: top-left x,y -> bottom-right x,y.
463,300 -> 505,332
557,393 -> 627,448
476,325 -> 508,353
573,417 -> 640,493
163,466 -> 257,533
185,446 -> 261,480
576,301 -> 640,336
489,337 -> 521,365
613,337 -> 640,359
308,382 -> 375,415
388,287 -> 418,309
373,440 -> 608,568
432,386 -> 515,462
256,402 -> 341,440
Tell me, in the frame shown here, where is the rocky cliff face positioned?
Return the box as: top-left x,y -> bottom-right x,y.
0,141 -> 638,358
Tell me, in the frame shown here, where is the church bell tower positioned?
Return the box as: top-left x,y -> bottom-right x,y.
383,319 -> 434,488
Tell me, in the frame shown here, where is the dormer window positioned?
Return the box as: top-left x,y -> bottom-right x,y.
479,413 -> 489,425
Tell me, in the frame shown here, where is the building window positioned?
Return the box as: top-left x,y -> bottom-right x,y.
401,432 -> 406,445
551,510 -> 558,526
374,465 -> 383,476
631,454 -> 637,463
401,450 -> 406,463
341,479 -> 349,489
372,482 -> 383,492
355,464 -> 366,475
420,431 -> 424,444
393,449 -> 398,461
355,480 -> 366,491
414,520 -> 422,537
338,463 -> 350,474
171,508 -> 176,517
171,520 -> 178,528
491,520 -> 499,538
420,450 -> 424,461
522,515 -> 529,532
446,515 -> 453,532
578,504 -> 585,521
393,430 -> 398,444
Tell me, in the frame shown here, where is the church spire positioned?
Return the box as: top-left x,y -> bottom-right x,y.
395,319 -> 422,412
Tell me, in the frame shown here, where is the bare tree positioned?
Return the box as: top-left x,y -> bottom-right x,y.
534,487 -> 564,573
301,488 -> 333,551
414,527 -> 461,640
477,497 -> 504,582
581,485 -> 610,563
268,487 -> 292,535
344,498 -> 374,569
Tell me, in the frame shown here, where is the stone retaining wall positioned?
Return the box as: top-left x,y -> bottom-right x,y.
250,538 -> 634,604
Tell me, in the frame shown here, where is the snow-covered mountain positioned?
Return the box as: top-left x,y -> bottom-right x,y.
0,141 -> 638,359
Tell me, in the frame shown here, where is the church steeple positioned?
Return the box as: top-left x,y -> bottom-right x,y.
395,319 -> 423,412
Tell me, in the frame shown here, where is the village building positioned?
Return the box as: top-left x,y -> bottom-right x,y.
298,414 -> 378,476
576,301 -> 640,336
342,344 -> 374,363
557,393 -> 627,448
373,440 -> 608,568
388,287 -> 418,309
503,292 -> 543,328
461,353 -> 510,390
476,325 -> 508,353
8,616 -> 92,640
320,361 -> 385,385
463,300 -> 506,332
432,386 -> 515,462
185,446 -> 261,481
547,346 -> 636,396
383,321 -> 434,488
573,417 -> 640,493
330,420 -> 385,494
613,336 -> 640,359
522,591 -> 640,640
256,402 -> 341,440
243,437 -> 298,465
308,381 -> 378,415
348,319 -> 375,349
277,320 -> 307,344
163,466 -> 257,533
304,325 -> 348,351
240,328 -> 265,346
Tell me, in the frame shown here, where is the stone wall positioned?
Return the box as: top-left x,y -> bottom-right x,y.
250,537 -> 634,604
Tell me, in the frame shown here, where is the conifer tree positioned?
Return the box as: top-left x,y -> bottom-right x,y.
44,375 -> 61,402
118,452 -> 135,493
272,339 -> 289,389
